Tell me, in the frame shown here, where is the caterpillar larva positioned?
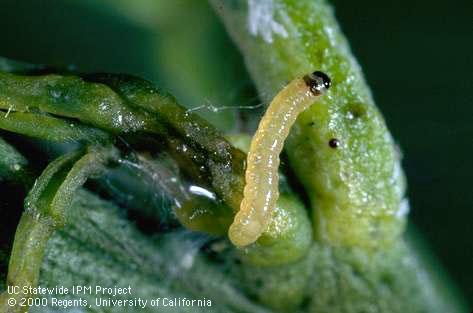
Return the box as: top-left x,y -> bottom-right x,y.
229,71 -> 331,247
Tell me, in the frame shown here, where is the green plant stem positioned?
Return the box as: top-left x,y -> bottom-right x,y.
0,71 -> 245,211
0,146 -> 114,313
212,0 -> 405,250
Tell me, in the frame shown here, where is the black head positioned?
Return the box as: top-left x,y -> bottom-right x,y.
303,71 -> 331,95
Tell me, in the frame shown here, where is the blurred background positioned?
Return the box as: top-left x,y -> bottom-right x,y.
0,0 -> 471,304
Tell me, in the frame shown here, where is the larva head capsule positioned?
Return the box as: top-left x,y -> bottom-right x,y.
304,71 -> 331,95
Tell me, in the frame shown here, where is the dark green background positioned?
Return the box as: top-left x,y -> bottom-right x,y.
0,0 -> 471,304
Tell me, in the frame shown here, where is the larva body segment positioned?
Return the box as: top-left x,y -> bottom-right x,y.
229,71 -> 330,247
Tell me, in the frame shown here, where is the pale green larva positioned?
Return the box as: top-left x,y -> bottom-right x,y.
229,71 -> 331,247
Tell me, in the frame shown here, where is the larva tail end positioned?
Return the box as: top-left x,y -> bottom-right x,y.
303,71 -> 331,95
228,219 -> 264,247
